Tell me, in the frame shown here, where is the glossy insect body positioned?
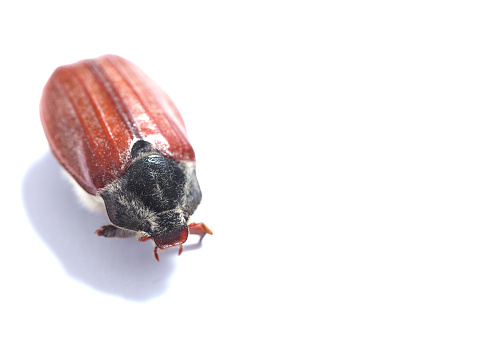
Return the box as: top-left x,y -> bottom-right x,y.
40,55 -> 211,260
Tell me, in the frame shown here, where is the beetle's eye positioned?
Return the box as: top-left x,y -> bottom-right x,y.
141,222 -> 151,233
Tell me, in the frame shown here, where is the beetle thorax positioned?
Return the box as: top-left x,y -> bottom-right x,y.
98,153 -> 201,245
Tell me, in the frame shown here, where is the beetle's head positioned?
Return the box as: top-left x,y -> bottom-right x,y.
150,210 -> 189,249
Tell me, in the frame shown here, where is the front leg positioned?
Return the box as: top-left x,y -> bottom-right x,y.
95,225 -> 136,238
188,222 -> 213,242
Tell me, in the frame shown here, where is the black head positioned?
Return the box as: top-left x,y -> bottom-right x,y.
151,210 -> 189,248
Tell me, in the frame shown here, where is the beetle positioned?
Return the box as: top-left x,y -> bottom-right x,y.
40,54 -> 211,261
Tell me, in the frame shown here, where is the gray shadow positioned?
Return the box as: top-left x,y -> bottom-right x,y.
22,152 -> 178,301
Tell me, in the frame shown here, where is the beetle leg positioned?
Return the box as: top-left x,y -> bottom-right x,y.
95,225 -> 136,238
154,247 -> 160,262
188,222 -> 213,242
153,244 -> 183,262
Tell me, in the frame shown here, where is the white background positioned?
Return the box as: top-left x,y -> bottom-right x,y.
1,1 -> 502,343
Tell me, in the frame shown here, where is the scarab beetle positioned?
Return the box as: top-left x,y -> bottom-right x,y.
40,55 -> 211,261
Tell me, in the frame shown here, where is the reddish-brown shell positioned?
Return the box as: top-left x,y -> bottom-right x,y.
40,55 -> 195,195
